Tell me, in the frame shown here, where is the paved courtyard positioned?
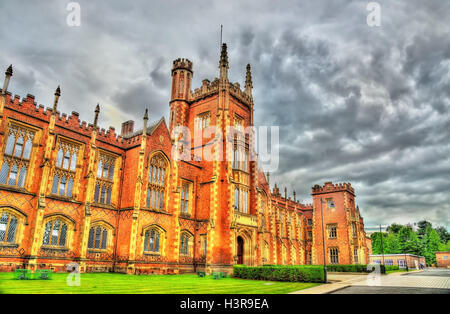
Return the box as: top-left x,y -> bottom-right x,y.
291,268 -> 450,294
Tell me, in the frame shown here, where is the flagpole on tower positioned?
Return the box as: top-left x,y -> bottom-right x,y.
220,25 -> 223,46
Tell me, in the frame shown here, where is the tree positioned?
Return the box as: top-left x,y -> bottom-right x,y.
370,232 -> 389,254
386,223 -> 403,234
438,241 -> 450,252
423,226 -> 441,265
385,232 -> 401,253
417,220 -> 432,237
398,226 -> 422,255
435,226 -> 450,243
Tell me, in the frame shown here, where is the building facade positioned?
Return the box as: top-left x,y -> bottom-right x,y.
0,44 -> 369,274
435,252 -> 450,268
369,254 -> 425,269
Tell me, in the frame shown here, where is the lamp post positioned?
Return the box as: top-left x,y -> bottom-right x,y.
320,198 -> 327,283
379,225 -> 385,266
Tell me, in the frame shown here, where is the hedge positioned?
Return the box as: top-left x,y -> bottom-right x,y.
326,264 -> 399,274
233,265 -> 324,282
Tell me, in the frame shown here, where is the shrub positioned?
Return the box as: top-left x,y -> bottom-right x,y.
326,264 -> 394,274
233,265 -> 324,283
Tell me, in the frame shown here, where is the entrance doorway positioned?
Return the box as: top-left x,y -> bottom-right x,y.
237,236 -> 244,264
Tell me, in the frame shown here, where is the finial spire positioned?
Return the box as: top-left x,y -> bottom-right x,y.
284,187 -> 287,199
293,190 -> 296,202
219,43 -> 229,80
2,65 -> 13,96
94,104 -> 100,128
143,108 -> 148,134
266,171 -> 270,185
5,65 -> 12,77
245,64 -> 252,95
52,86 -> 61,114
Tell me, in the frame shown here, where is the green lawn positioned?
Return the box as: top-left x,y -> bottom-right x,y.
0,272 -> 320,294
385,269 -> 408,275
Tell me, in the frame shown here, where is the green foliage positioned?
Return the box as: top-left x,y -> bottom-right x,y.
438,241 -> 450,251
371,222 -> 449,266
435,226 -> 450,243
422,227 -> 441,265
233,265 -> 324,283
326,264 -> 399,274
370,232 -> 389,254
417,220 -> 432,237
386,223 -> 403,234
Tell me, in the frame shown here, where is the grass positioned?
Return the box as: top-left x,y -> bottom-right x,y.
385,269 -> 408,275
0,272 -> 320,294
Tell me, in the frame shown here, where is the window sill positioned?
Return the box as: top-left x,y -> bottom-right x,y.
143,252 -> 162,256
91,202 -> 116,210
47,194 -> 81,204
41,246 -> 69,252
0,243 -> 18,248
87,249 -> 108,254
0,184 -> 35,195
142,208 -> 171,215
179,213 -> 192,219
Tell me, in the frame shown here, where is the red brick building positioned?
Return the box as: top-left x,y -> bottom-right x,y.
0,44 -> 369,274
436,252 -> 450,268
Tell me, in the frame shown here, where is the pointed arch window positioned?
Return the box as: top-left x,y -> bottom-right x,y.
94,153 -> 116,205
146,154 -> 167,210
180,232 -> 192,256
51,139 -> 79,197
42,219 -> 68,247
0,124 -> 35,188
144,228 -> 161,253
87,224 -> 110,250
0,211 -> 18,244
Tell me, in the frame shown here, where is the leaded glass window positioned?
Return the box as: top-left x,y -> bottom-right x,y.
0,124 -> 35,188
146,154 -> 167,210
0,211 -> 18,244
143,228 -> 161,253
42,219 -> 68,247
94,153 -> 116,205
87,225 -> 108,250
52,140 -> 79,197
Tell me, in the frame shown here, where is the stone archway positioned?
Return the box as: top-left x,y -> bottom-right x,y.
235,228 -> 254,266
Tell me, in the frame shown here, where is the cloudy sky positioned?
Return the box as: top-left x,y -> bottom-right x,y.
0,0 -> 449,229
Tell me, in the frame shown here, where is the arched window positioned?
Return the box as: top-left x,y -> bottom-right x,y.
146,153 -> 168,210
94,153 -> 116,205
0,124 -> 35,188
51,140 -> 79,197
180,232 -> 192,256
0,211 -> 18,244
42,219 -> 68,247
87,225 -> 109,250
144,228 -> 160,253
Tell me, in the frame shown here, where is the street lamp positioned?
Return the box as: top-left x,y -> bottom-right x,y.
320,198 -> 327,283
379,225 -> 385,266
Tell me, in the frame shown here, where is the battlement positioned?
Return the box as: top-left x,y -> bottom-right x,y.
228,81 -> 252,107
172,58 -> 193,73
1,90 -> 152,147
311,181 -> 355,196
191,78 -> 219,100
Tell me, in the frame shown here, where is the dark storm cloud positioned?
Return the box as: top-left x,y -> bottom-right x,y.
0,0 -> 448,228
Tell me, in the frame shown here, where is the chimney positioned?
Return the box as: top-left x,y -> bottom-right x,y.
121,120 -> 134,137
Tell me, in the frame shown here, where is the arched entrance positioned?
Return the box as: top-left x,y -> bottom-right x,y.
237,236 -> 244,264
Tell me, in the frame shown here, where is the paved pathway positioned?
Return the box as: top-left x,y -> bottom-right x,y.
290,268 -> 450,294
